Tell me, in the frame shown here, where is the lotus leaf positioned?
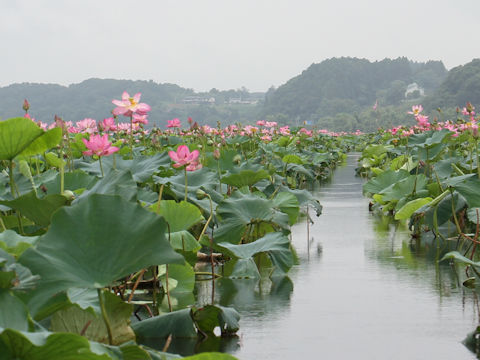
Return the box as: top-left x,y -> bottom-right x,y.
51,290 -> 135,345
19,194 -> 183,295
0,117 -> 61,161
150,200 -> 203,252
215,191 -> 290,244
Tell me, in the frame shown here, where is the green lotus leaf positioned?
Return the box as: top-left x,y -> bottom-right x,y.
0,191 -> 68,227
453,178 -> 480,207
51,290 -> 135,345
192,304 -> 240,336
0,118 -> 61,161
0,230 -> 38,258
394,197 -> 432,220
45,152 -> 66,169
42,170 -> 98,194
150,200 -> 204,252
217,232 -> 293,277
19,194 -> 183,292
0,329 -> 112,359
287,163 -> 315,180
281,154 -> 304,165
441,251 -> 480,267
132,308 -> 197,339
66,288 -> 101,315
158,262 -> 195,294
467,207 -> 480,224
5,169 -> 59,199
221,169 -> 270,188
275,186 -> 322,216
76,153 -> 170,182
408,129 -> 451,148
75,169 -> 137,202
0,289 -> 30,331
442,174 -> 475,187
272,192 -> 300,225
215,191 -> 290,244
380,174 -> 427,202
154,169 -> 223,214
363,169 -> 410,196
0,248 -> 39,291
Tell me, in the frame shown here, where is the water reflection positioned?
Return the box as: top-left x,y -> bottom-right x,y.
230,154 -> 479,360
137,154 -> 480,359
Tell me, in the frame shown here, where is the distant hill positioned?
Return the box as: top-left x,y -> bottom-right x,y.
0,79 -> 262,127
424,59 -> 480,111
4,57 -> 480,132
261,57 -> 447,128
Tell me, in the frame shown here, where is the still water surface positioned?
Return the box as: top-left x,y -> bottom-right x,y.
225,154 -> 479,359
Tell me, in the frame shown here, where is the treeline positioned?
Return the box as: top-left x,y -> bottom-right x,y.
0,79 -> 262,128
1,57 -> 480,132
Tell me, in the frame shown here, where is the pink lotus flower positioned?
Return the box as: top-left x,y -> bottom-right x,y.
100,117 -> 117,132
408,105 -> 423,116
256,120 -> 266,126
75,118 -> 98,134
167,118 -> 181,128
279,126 -> 290,135
112,91 -> 151,117
416,114 -> 430,128
243,125 -> 259,135
168,145 -> 202,171
82,134 -> 119,157
132,114 -> 148,125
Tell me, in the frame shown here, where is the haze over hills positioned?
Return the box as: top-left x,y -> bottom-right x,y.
0,57 -> 479,132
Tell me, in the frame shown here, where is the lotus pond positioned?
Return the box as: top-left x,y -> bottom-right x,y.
2,99 -> 480,359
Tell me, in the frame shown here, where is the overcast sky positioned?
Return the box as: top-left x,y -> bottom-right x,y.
1,0 -> 479,92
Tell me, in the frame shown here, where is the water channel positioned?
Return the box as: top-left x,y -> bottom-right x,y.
141,153 -> 480,358
223,153 -> 479,359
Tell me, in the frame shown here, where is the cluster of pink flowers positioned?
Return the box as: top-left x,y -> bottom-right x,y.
386,103 -> 479,138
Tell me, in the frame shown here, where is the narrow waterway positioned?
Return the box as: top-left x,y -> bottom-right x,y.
227,153 -> 479,359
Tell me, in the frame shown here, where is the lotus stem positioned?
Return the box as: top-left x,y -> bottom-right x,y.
165,222 -> 173,312
162,334 -> 173,353
165,264 -> 172,312
127,268 -> 146,303
60,164 -> 65,194
450,188 -> 463,235
97,288 -> 113,345
152,265 -> 158,315
194,271 -> 222,278
129,114 -> 134,157
8,160 -> 16,198
197,193 -> 213,242
98,156 -> 104,177
0,217 -> 6,232
184,167 -> 188,202
476,138 -> 480,180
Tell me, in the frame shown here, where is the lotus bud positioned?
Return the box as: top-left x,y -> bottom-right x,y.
22,99 -> 30,113
233,154 -> 242,164
213,149 -> 220,160
196,188 -> 207,200
62,190 -> 75,201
